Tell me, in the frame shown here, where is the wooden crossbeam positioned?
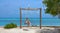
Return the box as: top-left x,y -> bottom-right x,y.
20,8 -> 40,10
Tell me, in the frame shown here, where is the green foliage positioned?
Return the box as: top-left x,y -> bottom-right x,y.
4,23 -> 17,29
43,0 -> 60,16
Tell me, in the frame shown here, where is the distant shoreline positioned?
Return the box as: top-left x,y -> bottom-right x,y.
0,26 -> 60,28
1,25 -> 60,27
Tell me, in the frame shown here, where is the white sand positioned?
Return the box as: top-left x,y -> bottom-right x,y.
0,27 -> 56,33
0,27 -> 38,33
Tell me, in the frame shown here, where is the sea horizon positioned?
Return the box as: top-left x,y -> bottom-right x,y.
0,18 -> 60,26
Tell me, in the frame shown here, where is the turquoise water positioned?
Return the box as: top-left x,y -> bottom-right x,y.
0,18 -> 60,26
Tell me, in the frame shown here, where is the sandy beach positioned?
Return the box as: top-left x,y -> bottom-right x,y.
0,26 -> 57,33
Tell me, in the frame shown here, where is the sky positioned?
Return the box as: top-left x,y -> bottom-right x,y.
0,0 -> 58,19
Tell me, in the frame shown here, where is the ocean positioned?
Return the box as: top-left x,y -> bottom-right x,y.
0,18 -> 60,26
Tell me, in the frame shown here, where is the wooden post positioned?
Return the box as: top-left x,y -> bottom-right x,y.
20,8 -> 22,29
40,8 -> 42,29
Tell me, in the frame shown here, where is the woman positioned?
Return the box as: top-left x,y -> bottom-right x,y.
25,18 -> 31,27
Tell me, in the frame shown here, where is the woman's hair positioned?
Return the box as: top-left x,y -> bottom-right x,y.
26,17 -> 28,20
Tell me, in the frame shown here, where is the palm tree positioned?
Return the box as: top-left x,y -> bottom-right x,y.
43,0 -> 60,18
